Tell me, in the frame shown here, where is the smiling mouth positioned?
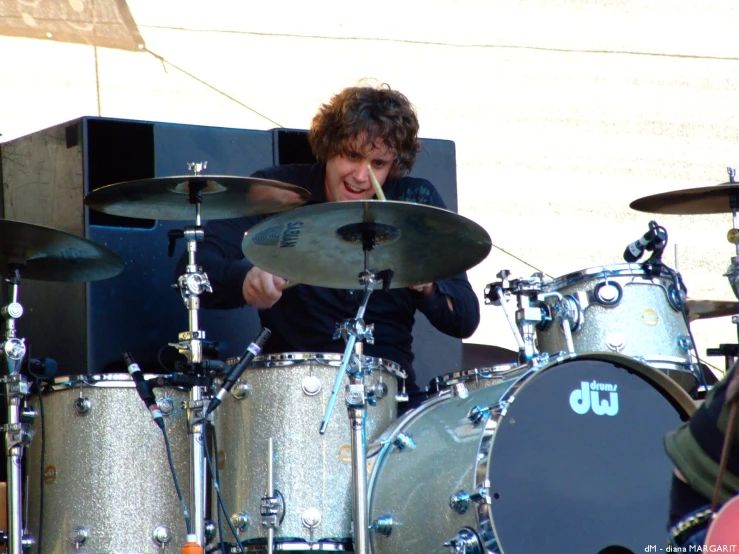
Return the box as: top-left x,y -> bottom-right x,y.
344,182 -> 365,194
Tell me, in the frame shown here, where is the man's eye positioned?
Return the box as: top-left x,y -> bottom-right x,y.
348,152 -> 360,160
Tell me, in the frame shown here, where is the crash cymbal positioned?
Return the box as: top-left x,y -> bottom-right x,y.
685,299 -> 739,322
241,200 -> 492,289
0,220 -> 125,282
630,182 -> 739,215
84,176 -> 311,220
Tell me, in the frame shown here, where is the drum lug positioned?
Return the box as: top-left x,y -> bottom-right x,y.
204,519 -> 216,541
393,432 -> 416,451
73,396 -> 91,415
372,514 -> 395,537
231,512 -> 250,531
443,527 -> 483,554
594,281 -> 622,306
366,381 -> 388,405
677,335 -> 694,352
449,485 -> 491,514
451,382 -> 469,399
20,406 -> 37,423
231,380 -> 251,399
156,396 -> 175,416
68,526 -> 88,548
466,405 -> 490,426
302,374 -> 322,396
302,507 -> 323,529
151,525 -> 172,546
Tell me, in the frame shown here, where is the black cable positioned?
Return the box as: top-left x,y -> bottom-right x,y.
157,344 -> 173,373
211,422 -> 227,554
159,422 -> 192,536
203,422 -> 247,554
34,378 -> 45,554
667,265 -> 709,398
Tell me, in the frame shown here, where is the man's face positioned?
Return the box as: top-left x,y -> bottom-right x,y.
324,139 -> 395,202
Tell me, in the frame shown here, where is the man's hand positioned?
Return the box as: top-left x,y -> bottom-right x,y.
243,267 -> 288,309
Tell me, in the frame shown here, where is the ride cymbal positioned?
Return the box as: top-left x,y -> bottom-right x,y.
630,182 -> 739,215
0,220 -> 125,282
241,200 -> 492,289
685,299 -> 739,322
84,176 -> 311,220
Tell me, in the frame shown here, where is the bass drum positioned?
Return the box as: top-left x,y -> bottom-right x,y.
368,353 -> 696,554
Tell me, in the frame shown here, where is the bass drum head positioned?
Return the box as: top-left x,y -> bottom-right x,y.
486,353 -> 696,553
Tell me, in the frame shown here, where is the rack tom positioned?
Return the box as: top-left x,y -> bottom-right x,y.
213,352 -> 405,551
537,263 -> 698,392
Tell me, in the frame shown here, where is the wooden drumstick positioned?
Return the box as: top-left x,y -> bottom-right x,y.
367,165 -> 386,201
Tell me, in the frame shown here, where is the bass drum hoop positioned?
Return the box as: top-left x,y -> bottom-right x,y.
476,351 -> 697,550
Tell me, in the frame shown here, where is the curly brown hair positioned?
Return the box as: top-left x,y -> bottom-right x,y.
307,85 -> 421,179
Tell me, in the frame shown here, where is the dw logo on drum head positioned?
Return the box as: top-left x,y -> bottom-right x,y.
569,380 -> 620,416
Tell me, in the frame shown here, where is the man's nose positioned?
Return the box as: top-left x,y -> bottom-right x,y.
353,161 -> 369,182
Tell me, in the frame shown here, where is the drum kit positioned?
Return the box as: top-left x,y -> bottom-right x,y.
1,160 -> 739,554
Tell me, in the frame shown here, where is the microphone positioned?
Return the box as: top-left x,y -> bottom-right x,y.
623,221 -> 667,263
206,327 -> 271,415
122,351 -> 164,429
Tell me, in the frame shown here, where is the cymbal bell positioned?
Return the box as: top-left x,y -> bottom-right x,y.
0,220 -> 125,282
685,299 -> 739,322
241,200 -> 492,289
85,175 -> 311,221
630,182 -> 739,215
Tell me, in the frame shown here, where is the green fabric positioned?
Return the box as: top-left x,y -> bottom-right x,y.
664,372 -> 739,504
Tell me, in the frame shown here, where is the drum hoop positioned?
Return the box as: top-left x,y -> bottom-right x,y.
434,363 -> 522,386
474,351 -> 697,549
251,352 -> 406,379
39,373 -> 180,392
544,263 -> 675,290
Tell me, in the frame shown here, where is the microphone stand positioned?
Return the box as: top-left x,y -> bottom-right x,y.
319,224 -> 399,554
169,162 -> 214,549
1,265 -> 33,554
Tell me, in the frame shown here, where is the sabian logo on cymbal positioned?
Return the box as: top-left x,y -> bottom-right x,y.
252,226 -> 283,246
251,221 -> 304,248
278,221 -> 304,248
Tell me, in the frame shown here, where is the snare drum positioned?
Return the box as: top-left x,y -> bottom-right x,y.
369,352 -> 696,554
213,352 -> 405,551
26,373 -> 191,554
537,263 -> 698,392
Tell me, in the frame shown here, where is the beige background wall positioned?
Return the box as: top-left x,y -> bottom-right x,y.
2,0 -> 738,377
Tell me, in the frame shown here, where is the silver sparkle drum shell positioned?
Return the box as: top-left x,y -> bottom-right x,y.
26,374 -> 191,554
536,263 -> 697,392
213,352 -> 404,549
368,352 -> 696,554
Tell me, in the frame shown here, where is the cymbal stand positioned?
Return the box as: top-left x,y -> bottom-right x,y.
170,162 -> 213,547
319,220 -> 394,554
319,270 -> 381,554
1,265 -> 33,554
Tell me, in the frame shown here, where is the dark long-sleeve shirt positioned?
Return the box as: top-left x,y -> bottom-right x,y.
185,163 -> 480,388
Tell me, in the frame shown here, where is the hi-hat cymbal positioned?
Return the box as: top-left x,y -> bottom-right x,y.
685,299 -> 739,322
630,182 -> 739,214
0,220 -> 125,282
85,176 -> 311,220
241,200 -> 492,289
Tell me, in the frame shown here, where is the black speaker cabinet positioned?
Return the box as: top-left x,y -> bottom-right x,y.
1,120 -> 463,388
